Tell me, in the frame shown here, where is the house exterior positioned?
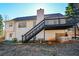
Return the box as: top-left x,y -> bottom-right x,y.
5,9 -> 73,41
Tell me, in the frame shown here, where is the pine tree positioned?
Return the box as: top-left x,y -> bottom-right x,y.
65,3 -> 76,17
0,15 -> 3,35
65,3 -> 78,39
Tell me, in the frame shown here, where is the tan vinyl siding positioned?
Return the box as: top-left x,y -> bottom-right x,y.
27,20 -> 34,28
45,30 -> 65,40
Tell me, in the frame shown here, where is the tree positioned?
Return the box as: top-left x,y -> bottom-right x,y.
65,3 -> 77,17
65,3 -> 78,39
0,15 -> 3,35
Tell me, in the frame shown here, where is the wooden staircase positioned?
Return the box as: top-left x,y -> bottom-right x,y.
22,17 -> 79,43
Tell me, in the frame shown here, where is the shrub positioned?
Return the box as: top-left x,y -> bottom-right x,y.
12,38 -> 17,43
18,40 -> 23,43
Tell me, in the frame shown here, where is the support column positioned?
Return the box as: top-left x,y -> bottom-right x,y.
44,19 -> 45,41
74,25 -> 76,39
44,29 -> 45,40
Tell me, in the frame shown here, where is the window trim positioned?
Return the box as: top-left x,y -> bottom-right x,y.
18,21 -> 27,28
9,23 -> 13,27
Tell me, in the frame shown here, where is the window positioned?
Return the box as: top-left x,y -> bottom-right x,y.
60,19 -> 66,24
9,23 -> 12,27
9,33 -> 12,37
18,21 -> 26,28
53,20 -> 58,24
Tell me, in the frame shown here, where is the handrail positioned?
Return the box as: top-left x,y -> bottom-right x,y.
26,23 -> 44,40
22,20 -> 45,42
25,20 -> 44,37
44,17 -> 65,20
25,20 -> 44,38
23,19 -> 45,36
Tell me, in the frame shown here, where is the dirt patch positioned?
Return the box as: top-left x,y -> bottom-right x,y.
0,42 -> 79,56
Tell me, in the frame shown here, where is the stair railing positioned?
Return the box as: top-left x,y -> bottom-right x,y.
22,20 -> 45,43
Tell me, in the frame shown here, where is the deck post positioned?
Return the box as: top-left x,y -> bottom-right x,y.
44,29 -> 45,40
74,25 -> 76,40
44,19 -> 45,41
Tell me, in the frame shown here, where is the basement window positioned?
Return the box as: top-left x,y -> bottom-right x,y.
9,33 -> 12,37
9,23 -> 13,27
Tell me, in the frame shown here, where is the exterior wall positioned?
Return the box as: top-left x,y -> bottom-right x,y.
45,30 -> 66,41
5,20 -> 15,32
5,20 -> 15,40
15,20 -> 36,41
27,20 -> 34,28
36,29 -> 66,41
36,30 -> 66,41
5,20 -> 36,41
36,30 -> 44,40
5,31 -> 15,40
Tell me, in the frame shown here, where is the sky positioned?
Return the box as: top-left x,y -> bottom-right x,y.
0,3 -> 68,20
